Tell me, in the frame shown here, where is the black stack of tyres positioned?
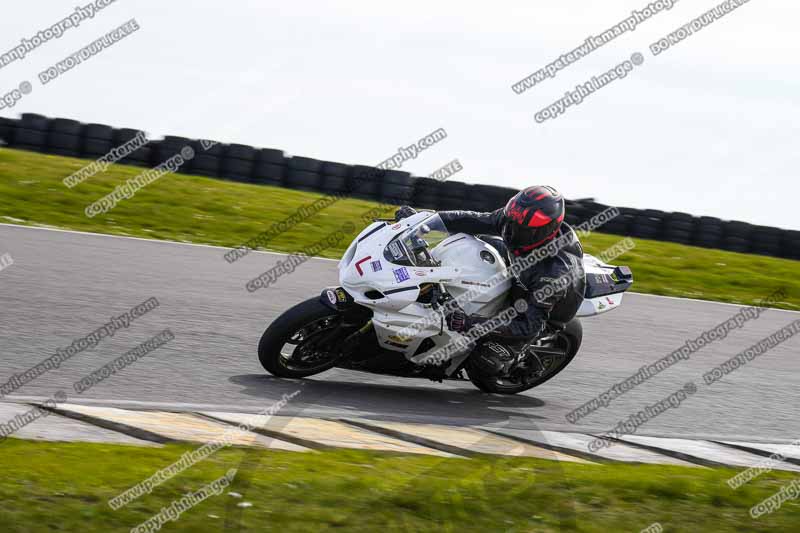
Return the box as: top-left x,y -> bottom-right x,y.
252,148 -> 286,186
286,156 -> 323,192
662,212 -> 695,245
693,216 -> 724,249
565,204 -> 592,227
630,209 -> 664,240
749,226 -> 783,257
319,161 -> 349,195
349,164 -> 382,200
486,186 -> 511,212
153,135 -> 193,173
379,169 -> 414,205
599,205 -> 631,235
221,143 -> 256,182
0,116 -> 15,145
189,139 -> 224,177
782,230 -> 800,260
461,185 -> 489,212
47,118 -> 84,157
563,198 -> 579,219
437,181 -> 469,211
82,123 -> 114,158
8,112 -> 800,262
470,184 -> 510,212
494,186 -> 518,208
411,177 -> 442,210
617,207 -> 639,235
115,128 -> 152,167
581,200 -> 609,215
721,221 -> 752,253
13,113 -> 50,152
580,201 -> 615,232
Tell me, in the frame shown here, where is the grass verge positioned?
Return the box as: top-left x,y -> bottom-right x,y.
1,438 -> 799,532
0,147 -> 797,310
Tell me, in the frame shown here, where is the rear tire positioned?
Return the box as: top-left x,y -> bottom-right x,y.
258,298 -> 345,378
468,318 -> 582,394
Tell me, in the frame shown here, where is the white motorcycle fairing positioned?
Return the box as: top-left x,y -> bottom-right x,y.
336,212 -> 631,375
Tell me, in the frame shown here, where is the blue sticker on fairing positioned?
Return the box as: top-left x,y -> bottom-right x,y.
393,267 -> 410,283
371,260 -> 382,272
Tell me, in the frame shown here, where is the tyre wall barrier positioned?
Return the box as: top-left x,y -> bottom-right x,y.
0,113 -> 797,261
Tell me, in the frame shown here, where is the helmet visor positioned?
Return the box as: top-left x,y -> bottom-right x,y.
502,219 -> 559,255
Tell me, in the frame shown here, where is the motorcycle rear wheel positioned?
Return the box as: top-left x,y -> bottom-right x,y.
259,297 -> 358,378
468,318 -> 582,394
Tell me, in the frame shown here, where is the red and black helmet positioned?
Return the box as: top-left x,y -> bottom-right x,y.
501,185 -> 565,256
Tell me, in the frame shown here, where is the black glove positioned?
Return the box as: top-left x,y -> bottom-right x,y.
446,308 -> 471,333
395,206 -> 417,221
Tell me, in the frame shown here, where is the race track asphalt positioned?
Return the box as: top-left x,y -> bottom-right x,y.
1,224 -> 797,442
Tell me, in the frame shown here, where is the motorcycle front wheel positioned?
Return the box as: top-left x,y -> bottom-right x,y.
258,297 -> 361,378
468,318 -> 583,395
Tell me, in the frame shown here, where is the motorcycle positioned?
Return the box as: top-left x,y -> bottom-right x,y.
258,211 -> 633,394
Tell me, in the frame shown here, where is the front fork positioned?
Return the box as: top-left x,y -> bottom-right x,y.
319,286 -> 375,357
340,320 -> 374,355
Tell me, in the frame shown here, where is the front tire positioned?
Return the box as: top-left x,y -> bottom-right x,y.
468,318 -> 583,394
259,297 -> 353,378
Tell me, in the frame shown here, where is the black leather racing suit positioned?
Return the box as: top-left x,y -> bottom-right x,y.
438,209 -> 586,344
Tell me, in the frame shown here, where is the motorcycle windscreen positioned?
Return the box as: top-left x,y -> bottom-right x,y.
383,214 -> 451,267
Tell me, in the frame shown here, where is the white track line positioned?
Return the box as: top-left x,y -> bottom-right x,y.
4,396 -> 797,445
1,222 -> 795,312
628,291 -> 799,314
0,222 -> 339,262
2,395 -> 332,414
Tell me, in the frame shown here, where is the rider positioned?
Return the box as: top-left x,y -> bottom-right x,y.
395,185 -> 585,376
